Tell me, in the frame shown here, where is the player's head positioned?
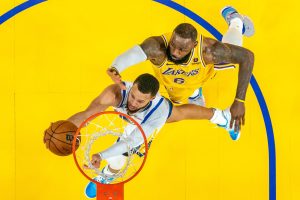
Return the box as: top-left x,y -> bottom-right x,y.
127,73 -> 159,112
168,23 -> 198,62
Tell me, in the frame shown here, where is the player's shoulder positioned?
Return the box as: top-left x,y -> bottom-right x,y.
118,81 -> 133,98
201,35 -> 218,46
141,36 -> 166,54
140,35 -> 167,66
122,81 -> 133,89
146,95 -> 171,118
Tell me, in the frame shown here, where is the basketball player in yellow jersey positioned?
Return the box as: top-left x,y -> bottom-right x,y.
106,6 -> 254,133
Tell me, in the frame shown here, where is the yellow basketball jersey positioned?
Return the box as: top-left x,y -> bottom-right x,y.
152,32 -> 216,103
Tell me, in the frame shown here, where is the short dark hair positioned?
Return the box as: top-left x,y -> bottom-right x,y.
174,23 -> 198,41
133,73 -> 159,97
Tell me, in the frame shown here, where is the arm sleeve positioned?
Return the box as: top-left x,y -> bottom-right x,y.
99,116 -> 165,160
111,45 -> 147,73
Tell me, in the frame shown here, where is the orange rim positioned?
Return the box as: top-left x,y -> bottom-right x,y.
72,110 -> 148,185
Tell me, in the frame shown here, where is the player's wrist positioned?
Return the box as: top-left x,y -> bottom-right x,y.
235,97 -> 245,103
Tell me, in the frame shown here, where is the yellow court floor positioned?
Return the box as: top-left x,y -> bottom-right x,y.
0,0 -> 299,200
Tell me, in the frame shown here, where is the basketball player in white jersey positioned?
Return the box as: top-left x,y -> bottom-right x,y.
68,73 -> 241,198
106,6 -> 255,135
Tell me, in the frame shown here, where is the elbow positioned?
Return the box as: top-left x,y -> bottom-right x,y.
247,49 -> 255,69
239,49 -> 254,71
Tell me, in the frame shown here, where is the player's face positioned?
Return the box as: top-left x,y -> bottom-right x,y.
169,33 -> 197,61
127,84 -> 154,112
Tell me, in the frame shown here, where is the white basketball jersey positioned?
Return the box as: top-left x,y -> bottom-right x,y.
114,81 -> 172,139
100,82 -> 173,160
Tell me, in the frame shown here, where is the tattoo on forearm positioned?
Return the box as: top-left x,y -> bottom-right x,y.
235,50 -> 254,100
205,39 -> 254,100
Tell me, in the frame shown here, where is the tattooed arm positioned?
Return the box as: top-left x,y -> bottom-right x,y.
202,37 -> 254,132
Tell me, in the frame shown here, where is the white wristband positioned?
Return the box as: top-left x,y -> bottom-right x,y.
111,45 -> 147,73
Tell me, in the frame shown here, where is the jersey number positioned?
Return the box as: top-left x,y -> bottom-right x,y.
174,78 -> 185,84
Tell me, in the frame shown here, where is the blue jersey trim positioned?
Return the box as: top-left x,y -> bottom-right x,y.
141,97 -> 164,124
166,98 -> 173,119
118,90 -> 126,108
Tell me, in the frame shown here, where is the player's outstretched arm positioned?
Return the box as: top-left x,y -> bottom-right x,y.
107,36 -> 166,89
68,84 -> 122,127
202,37 -> 254,132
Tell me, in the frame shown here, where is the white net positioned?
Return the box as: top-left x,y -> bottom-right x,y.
74,112 -> 147,184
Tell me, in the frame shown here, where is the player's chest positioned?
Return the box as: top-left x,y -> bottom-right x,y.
159,62 -> 202,78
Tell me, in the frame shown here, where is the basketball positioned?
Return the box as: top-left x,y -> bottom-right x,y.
44,120 -> 81,156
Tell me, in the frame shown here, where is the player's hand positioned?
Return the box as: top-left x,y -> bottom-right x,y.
230,100 -> 245,133
106,68 -> 126,90
91,153 -> 102,168
83,153 -> 102,169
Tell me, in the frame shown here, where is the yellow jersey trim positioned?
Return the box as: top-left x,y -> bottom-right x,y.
199,35 -> 207,67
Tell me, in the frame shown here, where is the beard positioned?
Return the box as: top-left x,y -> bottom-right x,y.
126,101 -> 151,115
166,46 -> 192,65
126,105 -> 139,114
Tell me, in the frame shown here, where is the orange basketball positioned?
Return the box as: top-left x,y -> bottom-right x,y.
44,120 -> 81,156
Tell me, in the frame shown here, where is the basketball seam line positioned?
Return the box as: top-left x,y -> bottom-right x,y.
51,130 -> 77,134
53,121 -> 68,133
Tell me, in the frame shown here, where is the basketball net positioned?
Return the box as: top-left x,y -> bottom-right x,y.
72,111 -> 148,200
